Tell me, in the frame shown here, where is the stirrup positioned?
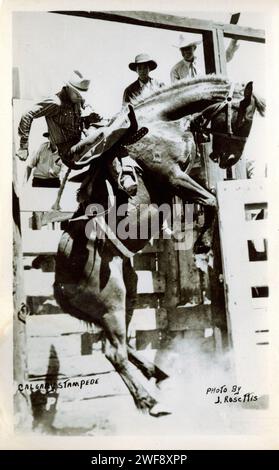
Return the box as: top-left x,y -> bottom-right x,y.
118,166 -> 138,196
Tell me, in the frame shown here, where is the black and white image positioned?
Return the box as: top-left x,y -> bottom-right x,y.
9,5 -> 276,442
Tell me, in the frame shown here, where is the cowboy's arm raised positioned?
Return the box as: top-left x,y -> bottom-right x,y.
17,97 -> 60,160
122,88 -> 131,105
225,38 -> 239,63
170,65 -> 180,84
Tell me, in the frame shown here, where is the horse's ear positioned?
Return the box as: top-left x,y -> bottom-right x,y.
244,81 -> 253,100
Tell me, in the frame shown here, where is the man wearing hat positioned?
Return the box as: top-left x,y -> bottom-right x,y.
17,70 -> 145,195
170,35 -> 202,83
170,34 -> 239,83
26,132 -> 63,188
16,70 -> 103,167
123,53 -> 164,104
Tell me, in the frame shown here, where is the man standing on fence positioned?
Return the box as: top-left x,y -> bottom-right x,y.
170,34 -> 239,83
169,34 -> 239,173
170,35 -> 202,83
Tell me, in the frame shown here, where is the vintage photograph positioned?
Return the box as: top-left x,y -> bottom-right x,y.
8,4 -> 276,443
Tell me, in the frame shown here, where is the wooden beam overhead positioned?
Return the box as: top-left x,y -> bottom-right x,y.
51,10 -> 265,43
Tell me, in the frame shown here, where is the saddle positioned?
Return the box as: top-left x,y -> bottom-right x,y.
70,105 -> 148,170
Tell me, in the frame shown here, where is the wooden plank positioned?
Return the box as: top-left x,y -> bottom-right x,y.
27,350 -> 114,379
13,156 -> 32,430
216,29 -> 227,75
128,308 -> 157,333
133,253 -> 156,271
167,305 -> 212,331
20,183 -> 79,212
24,269 -> 165,296
26,314 -> 95,337
136,327 -> 215,352
81,332 -> 102,355
202,31 -> 217,74
136,329 -> 163,350
24,271 -> 54,297
131,270 -> 166,294
27,335 -> 82,362
217,179 -> 269,392
22,225 -> 164,257
22,229 -> 62,255
177,225 -> 202,305
135,293 -> 163,309
27,290 -> 163,312
158,238 -> 179,308
52,11 -> 265,42
28,370 -> 127,404
155,308 -> 168,330
201,142 -> 226,190
26,295 -> 62,315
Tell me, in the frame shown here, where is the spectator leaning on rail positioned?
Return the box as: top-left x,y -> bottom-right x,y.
169,35 -> 239,173
25,132 -> 63,188
120,53 -> 165,195
123,53 -> 164,105
170,34 -> 239,83
16,70 -> 140,195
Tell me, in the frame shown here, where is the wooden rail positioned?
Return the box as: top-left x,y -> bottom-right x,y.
52,11 -> 265,43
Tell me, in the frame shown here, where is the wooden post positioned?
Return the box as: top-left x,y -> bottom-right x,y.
13,66 -> 31,429
13,153 -> 32,430
201,30 -> 230,349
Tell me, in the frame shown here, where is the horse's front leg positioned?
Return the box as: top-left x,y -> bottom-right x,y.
167,166 -> 216,207
127,346 -> 169,384
100,255 -> 168,415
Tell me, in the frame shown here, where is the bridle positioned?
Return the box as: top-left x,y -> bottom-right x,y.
190,82 -> 248,144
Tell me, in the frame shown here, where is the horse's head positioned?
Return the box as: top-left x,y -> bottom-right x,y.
200,82 -> 266,168
133,77 -> 265,171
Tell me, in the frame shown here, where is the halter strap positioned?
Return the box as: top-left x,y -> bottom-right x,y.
191,82 -> 246,142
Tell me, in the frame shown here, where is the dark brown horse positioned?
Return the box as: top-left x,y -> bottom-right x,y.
54,76 -> 265,416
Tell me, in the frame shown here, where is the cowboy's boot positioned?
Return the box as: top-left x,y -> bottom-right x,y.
119,156 -> 140,196
110,155 -> 141,197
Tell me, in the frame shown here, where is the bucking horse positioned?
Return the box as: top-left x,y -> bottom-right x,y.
53,76 -> 265,416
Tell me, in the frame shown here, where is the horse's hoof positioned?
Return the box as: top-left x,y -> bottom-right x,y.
155,370 -> 169,386
156,375 -> 170,389
149,403 -> 172,417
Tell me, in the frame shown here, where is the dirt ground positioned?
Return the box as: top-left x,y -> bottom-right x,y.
21,314 -> 272,437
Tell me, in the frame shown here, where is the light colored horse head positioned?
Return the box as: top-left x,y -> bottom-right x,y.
130,75 -> 265,170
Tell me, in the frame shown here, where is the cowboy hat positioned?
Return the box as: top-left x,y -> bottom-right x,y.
129,53 -> 157,72
66,70 -> 90,93
173,34 -> 202,50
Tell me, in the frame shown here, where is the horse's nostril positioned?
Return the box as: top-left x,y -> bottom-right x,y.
209,152 -> 219,163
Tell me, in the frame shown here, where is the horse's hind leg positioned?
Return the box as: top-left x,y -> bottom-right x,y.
127,346 -> 169,384
101,310 -> 158,412
122,257 -> 138,330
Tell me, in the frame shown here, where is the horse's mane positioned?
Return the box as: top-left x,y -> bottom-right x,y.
132,75 -> 231,107
132,74 -> 265,116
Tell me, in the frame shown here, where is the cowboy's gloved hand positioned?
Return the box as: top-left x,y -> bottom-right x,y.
16,148 -> 28,161
84,112 -> 103,128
